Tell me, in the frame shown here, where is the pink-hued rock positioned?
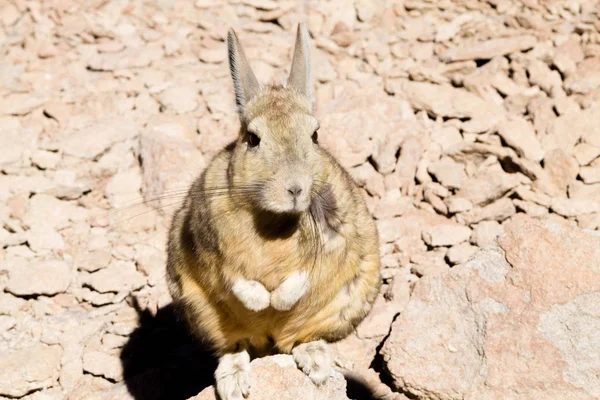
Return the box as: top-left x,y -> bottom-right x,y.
381,215 -> 600,400
496,117 -> 544,162
440,35 -> 537,62
319,87 -> 410,169
139,119 -> 207,210
0,344 -> 63,397
189,355 -> 349,400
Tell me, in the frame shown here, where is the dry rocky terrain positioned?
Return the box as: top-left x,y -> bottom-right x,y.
1,0 -> 600,399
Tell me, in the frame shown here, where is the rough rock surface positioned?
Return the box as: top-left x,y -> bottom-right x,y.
1,0 -> 599,399
0,344 -> 63,397
191,355 -> 349,400
382,216 -> 600,400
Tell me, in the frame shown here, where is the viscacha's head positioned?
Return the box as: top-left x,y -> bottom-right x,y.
226,24 -> 329,215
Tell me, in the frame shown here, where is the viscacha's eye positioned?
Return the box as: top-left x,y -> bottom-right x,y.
312,130 -> 319,144
248,131 -> 260,147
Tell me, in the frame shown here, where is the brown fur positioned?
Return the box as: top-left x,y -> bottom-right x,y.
166,33 -> 381,360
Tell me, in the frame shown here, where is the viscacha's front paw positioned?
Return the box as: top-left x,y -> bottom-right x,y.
270,271 -> 309,311
232,279 -> 270,312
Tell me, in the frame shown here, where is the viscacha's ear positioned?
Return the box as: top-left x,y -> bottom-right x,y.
227,29 -> 260,117
287,23 -> 314,107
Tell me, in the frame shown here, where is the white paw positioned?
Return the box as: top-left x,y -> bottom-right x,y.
292,340 -> 332,386
215,351 -> 251,400
232,279 -> 270,312
271,271 -> 309,311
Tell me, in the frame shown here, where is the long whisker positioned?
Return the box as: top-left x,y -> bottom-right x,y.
106,183 -> 265,217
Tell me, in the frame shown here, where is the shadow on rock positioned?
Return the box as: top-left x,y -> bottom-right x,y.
120,299 -> 390,400
120,300 -> 218,400
345,375 -> 385,400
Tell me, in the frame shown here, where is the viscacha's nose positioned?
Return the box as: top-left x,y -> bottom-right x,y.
287,185 -> 302,198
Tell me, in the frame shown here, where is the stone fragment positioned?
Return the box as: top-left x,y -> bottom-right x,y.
5,259 -> 71,296
455,168 -> 528,206
87,46 -> 163,71
533,149 -> 578,197
514,186 -> 552,207
355,0 -> 379,22
577,213 -> 600,231
553,37 -> 583,76
82,351 -> 123,382
573,143 -> 600,166
198,47 -> 227,63
382,216 -> 600,400
26,227 -> 65,253
0,120 -> 38,169
410,262 -> 448,278
496,117 -> 544,162
0,293 -> 26,316
568,181 -> 600,201
1,93 -> 48,116
423,182 -> 450,198
445,197 -> 473,214
434,14 -> 474,42
527,58 -> 562,96
470,220 -> 504,247
456,198 -> 516,225
61,120 -> 138,160
385,136 -> 422,193
428,158 -> 465,189
140,120 -> 206,210
350,163 -> 385,198
47,170 -> 91,200
580,160 -> 600,184
105,168 -> 143,208
400,80 -> 503,125
191,355 -> 349,400
23,194 -> 86,230
133,243 -> 165,286
38,43 -> 59,58
158,86 -> 198,114
422,224 -> 472,247
551,198 -> 600,217
490,72 -> 527,96
545,107 -> 600,155
411,248 -> 447,268
564,57 -> 600,95
84,260 -> 146,294
373,190 -> 414,220
31,150 -> 60,170
356,282 -> 410,340
513,199 -> 548,217
0,344 -> 62,397
440,35 -> 537,62
431,125 -> 462,152
446,242 -> 478,265
319,88 -> 405,169
371,108 -> 417,175
377,210 -> 446,245
423,189 -> 447,215
0,315 -> 16,332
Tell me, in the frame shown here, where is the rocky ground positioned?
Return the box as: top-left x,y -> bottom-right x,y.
1,0 -> 599,399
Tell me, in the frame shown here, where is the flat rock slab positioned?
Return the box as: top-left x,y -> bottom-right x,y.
440,35 -> 537,62
0,344 -> 62,397
190,355 -> 349,400
382,215 -> 600,400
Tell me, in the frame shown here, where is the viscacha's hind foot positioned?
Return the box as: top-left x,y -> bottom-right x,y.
292,339 -> 332,385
